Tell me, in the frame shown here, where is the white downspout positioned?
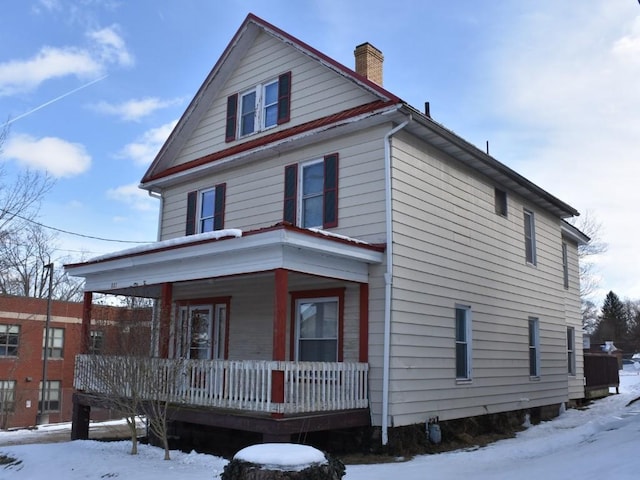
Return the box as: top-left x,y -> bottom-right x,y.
382,117 -> 411,445
147,189 -> 163,357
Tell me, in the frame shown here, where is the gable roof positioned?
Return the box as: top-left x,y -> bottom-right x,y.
141,13 -> 400,184
141,13 -> 580,219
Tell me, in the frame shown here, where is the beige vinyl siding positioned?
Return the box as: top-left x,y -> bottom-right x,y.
173,31 -> 378,167
160,125 -> 388,242
386,132 -> 573,426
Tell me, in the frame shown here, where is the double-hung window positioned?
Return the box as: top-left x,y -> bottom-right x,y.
455,305 -> 472,380
39,380 -> 61,412
283,153 -> 339,229
0,325 -> 19,357
43,328 -> 64,359
295,297 -> 339,362
567,327 -> 576,375
185,183 -> 226,235
89,331 -> 104,355
529,317 -> 540,377
225,72 -> 291,142
0,380 -> 16,412
524,209 -> 536,265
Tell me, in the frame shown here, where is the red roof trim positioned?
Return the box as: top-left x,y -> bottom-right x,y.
65,223 -> 385,269
142,99 -> 395,183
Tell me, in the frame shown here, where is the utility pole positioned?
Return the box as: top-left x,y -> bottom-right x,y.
36,262 -> 54,426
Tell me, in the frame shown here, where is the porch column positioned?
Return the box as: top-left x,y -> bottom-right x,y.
272,269 -> 288,418
359,283 -> 369,362
81,291 -> 92,354
159,283 -> 173,358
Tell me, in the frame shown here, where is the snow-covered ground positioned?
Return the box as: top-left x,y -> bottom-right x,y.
2,366 -> 640,480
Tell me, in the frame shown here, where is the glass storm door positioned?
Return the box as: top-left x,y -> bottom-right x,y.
177,304 -> 226,360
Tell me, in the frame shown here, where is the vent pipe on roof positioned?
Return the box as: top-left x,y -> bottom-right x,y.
424,102 -> 430,118
354,42 -> 384,86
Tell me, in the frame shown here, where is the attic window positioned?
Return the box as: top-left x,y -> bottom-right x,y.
225,71 -> 291,142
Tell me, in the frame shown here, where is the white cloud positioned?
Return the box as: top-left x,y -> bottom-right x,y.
91,97 -> 184,122
0,24 -> 133,96
1,133 -> 91,177
106,183 -> 158,212
118,121 -> 177,166
485,2 -> 640,299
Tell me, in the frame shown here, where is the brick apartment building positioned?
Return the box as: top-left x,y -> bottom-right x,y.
0,295 -> 148,429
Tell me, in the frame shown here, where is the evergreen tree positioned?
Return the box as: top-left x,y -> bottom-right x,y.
593,291 -> 628,348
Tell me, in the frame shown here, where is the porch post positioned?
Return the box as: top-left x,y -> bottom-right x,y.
359,283 -> 369,362
272,269 -> 288,418
159,282 -> 173,358
81,291 -> 92,354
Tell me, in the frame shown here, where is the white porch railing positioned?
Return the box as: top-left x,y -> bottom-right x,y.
74,355 -> 368,414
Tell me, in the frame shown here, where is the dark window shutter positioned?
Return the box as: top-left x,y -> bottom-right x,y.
185,191 -> 197,235
214,183 -> 226,230
323,153 -> 339,229
283,163 -> 298,224
225,94 -> 238,142
277,71 -> 291,125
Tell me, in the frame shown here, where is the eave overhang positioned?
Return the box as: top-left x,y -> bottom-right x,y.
64,224 -> 384,296
561,220 -> 590,245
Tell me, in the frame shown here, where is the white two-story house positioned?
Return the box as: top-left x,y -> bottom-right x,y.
66,13 -> 588,449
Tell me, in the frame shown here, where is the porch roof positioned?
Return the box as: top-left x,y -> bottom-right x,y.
64,223 -> 384,296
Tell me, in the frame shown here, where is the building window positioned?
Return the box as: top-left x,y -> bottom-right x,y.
0,325 -> 19,357
225,72 -> 291,142
89,331 -> 104,355
185,183 -> 226,235
562,242 -> 569,289
524,209 -> 536,265
455,306 -> 472,380
43,328 -> 64,359
283,153 -> 339,229
529,318 -> 540,377
38,380 -> 61,412
567,327 -> 576,375
494,188 -> 507,216
291,290 -> 344,362
0,380 -> 16,412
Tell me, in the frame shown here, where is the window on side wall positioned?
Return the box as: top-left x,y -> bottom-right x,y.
494,188 -> 507,216
89,330 -> 104,355
185,183 -> 227,235
529,317 -> 540,377
0,380 -> 16,412
283,153 -> 339,229
562,242 -> 569,289
524,209 -> 536,265
567,327 -> 576,375
0,325 -> 19,357
43,328 -> 64,359
455,305 -> 472,380
225,72 -> 291,142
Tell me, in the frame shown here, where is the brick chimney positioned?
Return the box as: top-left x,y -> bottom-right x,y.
354,42 -> 383,86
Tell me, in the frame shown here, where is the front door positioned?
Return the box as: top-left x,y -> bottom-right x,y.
176,304 -> 227,360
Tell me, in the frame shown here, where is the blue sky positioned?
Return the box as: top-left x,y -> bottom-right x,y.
1,0 -> 639,302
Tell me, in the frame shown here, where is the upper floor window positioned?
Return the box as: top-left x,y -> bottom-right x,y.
185,183 -> 226,235
0,325 -> 19,357
455,305 -> 472,380
524,209 -> 536,265
283,153 -> 339,229
562,242 -> 569,289
43,327 -> 64,359
567,327 -> 576,375
494,188 -> 507,216
226,72 -> 291,142
89,330 -> 104,355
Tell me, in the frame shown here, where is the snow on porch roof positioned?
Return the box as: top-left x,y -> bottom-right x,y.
64,223 -> 385,293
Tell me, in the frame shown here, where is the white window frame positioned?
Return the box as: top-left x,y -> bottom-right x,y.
43,327 -> 64,359
295,296 -> 339,362
298,158 -> 324,229
529,317 -> 540,378
562,242 -> 569,289
198,188 -> 216,233
567,327 -> 576,376
524,209 -> 537,265
455,305 -> 472,381
238,78 -> 279,137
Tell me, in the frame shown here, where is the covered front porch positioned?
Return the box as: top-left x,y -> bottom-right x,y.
65,224 -> 384,442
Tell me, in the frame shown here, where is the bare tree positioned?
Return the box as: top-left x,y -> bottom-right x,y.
0,223 -> 84,301
569,211 -> 608,317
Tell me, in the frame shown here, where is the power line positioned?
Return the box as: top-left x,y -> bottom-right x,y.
1,209 -> 154,244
